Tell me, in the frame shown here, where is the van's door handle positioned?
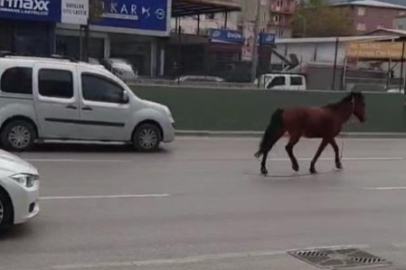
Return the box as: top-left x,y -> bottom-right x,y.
66,104 -> 77,110
82,106 -> 93,111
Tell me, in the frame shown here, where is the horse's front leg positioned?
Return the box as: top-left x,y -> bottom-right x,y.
285,134 -> 301,172
330,139 -> 342,169
310,139 -> 328,174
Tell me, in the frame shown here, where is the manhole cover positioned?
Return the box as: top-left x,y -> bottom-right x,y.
288,248 -> 391,269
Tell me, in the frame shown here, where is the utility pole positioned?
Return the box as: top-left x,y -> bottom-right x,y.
250,0 -> 262,82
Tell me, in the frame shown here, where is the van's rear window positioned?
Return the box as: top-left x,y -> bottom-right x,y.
0,67 -> 33,94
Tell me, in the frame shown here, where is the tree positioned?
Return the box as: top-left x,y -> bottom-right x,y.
292,0 -> 353,38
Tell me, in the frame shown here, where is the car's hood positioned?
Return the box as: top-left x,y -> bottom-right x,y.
0,150 -> 38,179
142,100 -> 168,112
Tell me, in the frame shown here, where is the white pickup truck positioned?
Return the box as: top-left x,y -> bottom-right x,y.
256,74 -> 307,91
0,56 -> 175,151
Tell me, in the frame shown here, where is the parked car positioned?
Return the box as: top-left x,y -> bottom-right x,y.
0,149 -> 39,231
0,56 -> 175,151
256,74 -> 307,91
101,58 -> 138,82
175,75 -> 225,83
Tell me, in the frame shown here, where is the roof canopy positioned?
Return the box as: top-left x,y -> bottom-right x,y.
172,0 -> 241,17
333,0 -> 406,10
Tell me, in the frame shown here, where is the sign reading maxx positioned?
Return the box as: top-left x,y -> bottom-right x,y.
0,0 -> 60,21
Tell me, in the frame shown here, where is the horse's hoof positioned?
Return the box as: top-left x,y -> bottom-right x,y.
292,163 -> 299,172
310,167 -> 317,174
336,162 -> 343,170
261,167 -> 268,175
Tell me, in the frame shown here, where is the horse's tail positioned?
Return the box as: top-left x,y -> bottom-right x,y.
255,108 -> 285,158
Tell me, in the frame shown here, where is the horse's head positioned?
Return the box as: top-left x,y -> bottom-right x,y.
351,92 -> 366,123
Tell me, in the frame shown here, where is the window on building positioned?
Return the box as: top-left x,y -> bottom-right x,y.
357,7 -> 366,16
1,67 -> 33,95
39,69 -> 73,99
356,23 -> 367,31
82,74 -> 126,104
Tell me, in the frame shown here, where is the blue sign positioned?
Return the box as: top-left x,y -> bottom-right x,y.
259,33 -> 276,45
209,29 -> 244,44
0,0 -> 61,22
91,0 -> 170,35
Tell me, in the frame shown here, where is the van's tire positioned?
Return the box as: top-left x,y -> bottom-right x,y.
133,123 -> 162,152
0,120 -> 36,151
0,189 -> 13,231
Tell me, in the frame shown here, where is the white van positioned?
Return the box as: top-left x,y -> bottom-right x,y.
0,56 -> 175,151
256,74 -> 307,91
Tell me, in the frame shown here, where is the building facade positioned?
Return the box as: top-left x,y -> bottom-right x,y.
332,0 -> 406,35
394,15 -> 406,30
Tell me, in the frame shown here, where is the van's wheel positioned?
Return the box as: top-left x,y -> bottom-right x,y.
133,123 -> 162,152
0,189 -> 13,231
0,120 -> 36,151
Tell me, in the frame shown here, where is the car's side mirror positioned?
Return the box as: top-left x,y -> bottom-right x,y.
122,91 -> 129,103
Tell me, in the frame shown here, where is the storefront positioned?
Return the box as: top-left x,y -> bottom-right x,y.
0,0 -> 88,56
56,0 -> 171,77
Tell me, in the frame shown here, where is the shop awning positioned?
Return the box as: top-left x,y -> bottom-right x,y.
172,0 -> 241,17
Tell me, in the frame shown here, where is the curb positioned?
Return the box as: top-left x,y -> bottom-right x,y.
176,130 -> 406,139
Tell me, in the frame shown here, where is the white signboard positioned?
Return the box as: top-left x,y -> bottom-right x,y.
61,0 -> 89,25
242,22 -> 255,61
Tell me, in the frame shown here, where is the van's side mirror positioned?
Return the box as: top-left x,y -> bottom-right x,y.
122,91 -> 129,103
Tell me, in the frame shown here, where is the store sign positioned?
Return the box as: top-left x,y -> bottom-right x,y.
0,0 -> 61,22
90,0 -> 171,36
0,0 -> 88,24
259,33 -> 275,45
208,29 -> 244,44
346,42 -> 404,59
61,0 -> 88,25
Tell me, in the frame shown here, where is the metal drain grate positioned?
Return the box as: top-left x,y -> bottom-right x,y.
288,248 -> 391,269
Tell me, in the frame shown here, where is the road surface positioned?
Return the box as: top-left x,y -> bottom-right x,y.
1,137 -> 406,270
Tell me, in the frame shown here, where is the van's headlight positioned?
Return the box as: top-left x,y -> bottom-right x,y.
11,174 -> 38,188
165,107 -> 174,123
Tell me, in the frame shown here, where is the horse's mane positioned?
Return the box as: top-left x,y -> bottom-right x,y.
324,93 -> 364,111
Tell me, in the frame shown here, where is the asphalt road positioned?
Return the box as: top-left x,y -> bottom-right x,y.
2,137 -> 406,270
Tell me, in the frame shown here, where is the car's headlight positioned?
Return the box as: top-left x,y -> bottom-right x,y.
166,107 -> 174,123
10,174 -> 38,188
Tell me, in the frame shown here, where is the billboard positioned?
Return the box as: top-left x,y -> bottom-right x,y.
346,42 -> 405,59
90,0 -> 172,37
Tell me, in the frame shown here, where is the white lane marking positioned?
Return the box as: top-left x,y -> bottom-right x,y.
25,159 -> 131,163
271,157 -> 404,162
25,157 -> 404,163
40,194 -> 171,200
53,244 -> 369,270
363,187 -> 406,191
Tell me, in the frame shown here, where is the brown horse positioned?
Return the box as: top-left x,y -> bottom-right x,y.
255,92 -> 366,175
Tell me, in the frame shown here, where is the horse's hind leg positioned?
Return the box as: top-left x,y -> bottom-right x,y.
285,133 -> 301,172
260,130 -> 285,175
310,139 -> 328,174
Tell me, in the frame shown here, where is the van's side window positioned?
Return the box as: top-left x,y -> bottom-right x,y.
39,69 -> 73,99
1,67 -> 33,94
267,76 -> 285,89
82,74 -> 125,104
291,76 -> 303,86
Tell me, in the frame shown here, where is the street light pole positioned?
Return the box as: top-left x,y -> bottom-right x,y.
250,0 -> 262,82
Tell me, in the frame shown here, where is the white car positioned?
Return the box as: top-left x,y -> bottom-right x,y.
0,150 -> 39,230
0,56 -> 175,151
